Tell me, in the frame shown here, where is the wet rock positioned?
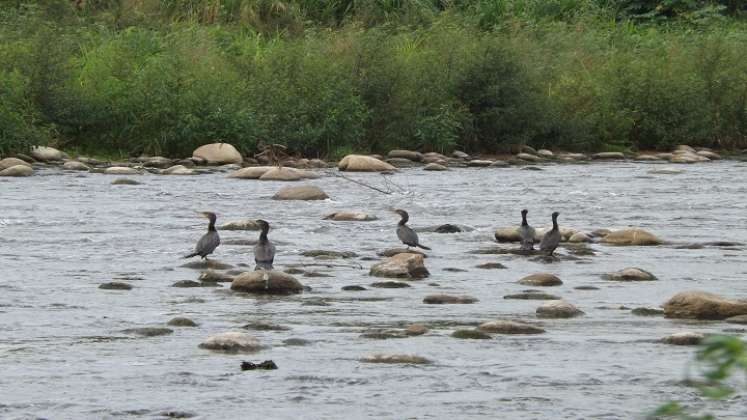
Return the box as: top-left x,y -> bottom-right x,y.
568,232 -> 592,243
111,178 -> 140,185
590,229 -> 611,237
241,360 -> 278,371
635,154 -> 662,161
370,253 -> 429,279
361,330 -> 407,339
631,307 -> 665,316
536,300 -> 583,318
172,280 -> 216,288
434,224 -> 462,233
199,270 -> 234,283
662,332 -> 704,346
302,250 -> 358,259
494,227 -> 521,242
604,267 -> 656,281
63,161 -> 91,171
323,212 -> 377,221
272,185 -> 329,200
0,157 -> 31,170
259,167 -> 312,181
592,152 -> 625,160
521,166 -> 543,171
478,320 -> 545,335
476,262 -> 507,270
342,285 -> 367,291
227,166 -> 272,179
283,338 -> 310,346
220,220 -> 260,231
518,273 -> 562,287
31,146 -> 63,161
242,321 -> 290,331
388,149 -> 423,162
158,410 -> 195,418
601,228 -> 662,246
504,291 -> 561,300
377,248 -> 428,258
199,332 -> 260,353
467,159 -> 493,167
725,315 -> 747,325
361,353 -> 431,364
443,267 -> 467,272
105,166 -> 140,175
574,285 -> 599,290
452,329 -> 491,339
423,163 -> 448,171
123,327 -> 173,337
167,317 -> 198,327
162,165 -> 196,175
423,294 -> 477,304
0,165 -> 33,177
405,324 -> 428,336
338,154 -> 396,172
99,282 -> 132,290
648,168 -> 684,175
193,143 -> 242,165
371,281 -> 411,288
663,291 -> 747,320
231,271 -> 303,295
181,260 -> 234,270
517,153 -> 541,162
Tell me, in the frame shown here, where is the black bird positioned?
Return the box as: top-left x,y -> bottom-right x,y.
519,209 -> 536,251
184,212 -> 220,259
394,209 -> 431,250
254,219 -> 276,270
539,211 -> 561,256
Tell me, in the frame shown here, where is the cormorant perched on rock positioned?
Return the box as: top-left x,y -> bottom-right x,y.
539,212 -> 561,256
254,219 -> 276,270
184,212 -> 220,259
394,209 -> 431,250
519,209 -> 536,251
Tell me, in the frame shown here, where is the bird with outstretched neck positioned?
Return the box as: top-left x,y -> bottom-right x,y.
539,211 -> 561,256
519,209 -> 536,251
394,209 -> 431,251
184,212 -> 220,260
254,219 -> 276,271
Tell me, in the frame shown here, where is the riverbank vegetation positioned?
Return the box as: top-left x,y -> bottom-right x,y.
1,1 -> 746,157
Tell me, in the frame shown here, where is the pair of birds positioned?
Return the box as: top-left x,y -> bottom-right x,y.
519,209 -> 561,255
184,212 -> 275,270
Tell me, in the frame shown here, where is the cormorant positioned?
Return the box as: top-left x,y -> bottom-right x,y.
394,209 -> 431,250
254,219 -> 276,270
539,211 -> 561,256
184,212 -> 220,259
519,209 -> 536,251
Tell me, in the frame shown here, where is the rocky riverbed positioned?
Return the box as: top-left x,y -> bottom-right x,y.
1,156 -> 746,419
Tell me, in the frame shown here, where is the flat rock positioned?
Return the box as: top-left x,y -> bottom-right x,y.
193,143 -> 243,165
518,273 -> 562,287
302,250 -> 358,259
105,166 -> 140,175
342,285 -> 367,291
631,307 -> 665,316
648,168 -> 684,175
338,155 -> 395,172
0,165 -> 33,177
452,329 -> 491,339
181,260 -> 233,270
123,327 -> 173,337
476,262 -> 507,269
199,332 -> 260,353
242,321 -> 290,331
601,228 -> 662,246
537,149 -> 554,158
323,212 -> 377,221
172,280 -> 216,288
662,332 -> 704,346
663,291 -> 747,320
489,160 -> 510,167
504,292 -> 560,300
360,354 -> 431,364
536,300 -> 584,318
423,294 -> 477,304
272,185 -> 329,200
371,281 -> 411,288
478,320 -> 545,334
405,324 -> 428,336
568,232 -> 592,243
231,271 -> 303,295
725,315 -> 747,325
370,253 -> 429,279
198,270 -> 234,283
467,159 -> 493,167
99,282 -> 132,290
604,267 -> 656,281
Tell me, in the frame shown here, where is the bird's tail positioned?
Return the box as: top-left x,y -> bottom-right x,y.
183,252 -> 198,259
417,244 -> 431,251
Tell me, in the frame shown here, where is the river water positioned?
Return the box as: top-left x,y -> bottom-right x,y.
1,161 -> 746,419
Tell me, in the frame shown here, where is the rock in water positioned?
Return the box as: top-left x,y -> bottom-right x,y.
663,291 -> 747,320
111,178 -> 140,185
536,300 -> 584,318
604,267 -> 657,281
360,354 -> 431,364
370,253 -> 429,279
452,329 -> 491,339
227,166 -> 273,179
0,165 -> 33,177
601,228 -> 662,246
661,332 -> 704,345
387,149 -> 423,162
478,320 -> 545,334
231,271 -> 303,295
167,317 -> 198,327
63,161 -> 91,171
592,152 -> 625,160
422,294 -> 477,304
518,273 -> 563,286
494,227 -> 521,243
272,185 -> 329,200
31,146 -> 63,161
337,154 -> 396,172
405,324 -> 428,336
259,167 -> 310,181
423,163 -> 448,171
323,212 -> 377,221
193,143 -> 243,165
220,220 -> 260,231
99,282 -> 133,290
104,166 -> 140,175
199,332 -> 260,353
241,360 -> 278,370
123,327 -> 173,337
0,157 -> 31,170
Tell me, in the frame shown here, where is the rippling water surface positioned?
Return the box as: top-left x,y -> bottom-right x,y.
1,161 -> 746,419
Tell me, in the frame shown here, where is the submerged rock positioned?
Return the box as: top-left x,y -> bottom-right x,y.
631,307 -> 665,316
193,143 -> 242,165
231,271 -> 303,295
405,324 -> 428,336
360,353 -> 431,364
302,250 -> 358,259
323,212 -> 377,221
452,329 -> 491,339
504,291 -> 560,300
338,155 -> 396,172
476,262 -> 507,270
370,253 -> 429,279
478,320 -> 545,335
536,300 -> 583,318
371,281 -> 411,288
167,317 -> 198,327
99,282 -> 132,290
123,327 -> 173,337
172,280 -> 216,288
604,267 -> 657,281
242,321 -> 290,331
162,165 -> 196,175
663,291 -> 747,320
518,273 -> 562,287
272,185 -> 329,200
342,285 -> 367,291
434,224 -> 462,233
592,152 -> 625,160
111,178 -> 141,185
181,260 -> 234,270
662,332 -> 704,346
601,228 -> 662,246
423,294 -> 477,304
199,332 -> 260,353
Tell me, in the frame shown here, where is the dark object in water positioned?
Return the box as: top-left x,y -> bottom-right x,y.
241,360 -> 278,371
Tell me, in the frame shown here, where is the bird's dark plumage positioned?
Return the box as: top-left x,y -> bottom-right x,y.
184,212 -> 220,259
394,209 -> 431,250
539,211 -> 561,256
254,219 -> 276,270
519,209 -> 536,251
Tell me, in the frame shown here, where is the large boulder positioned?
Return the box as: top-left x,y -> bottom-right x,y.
231,271 -> 303,295
228,166 -> 273,179
272,185 -> 329,200
323,211 -> 377,221
0,165 -> 33,177
31,146 -> 63,161
494,227 -> 521,243
536,300 -> 584,318
370,253 -> 429,279
603,267 -> 656,281
387,149 -> 423,162
478,320 -> 545,335
663,291 -> 747,320
0,157 -> 31,170
601,228 -> 662,246
193,143 -> 242,165
198,332 -> 260,353
337,154 -> 395,172
518,273 -> 563,287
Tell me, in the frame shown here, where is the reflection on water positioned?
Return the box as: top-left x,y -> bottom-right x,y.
1,162 -> 746,419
